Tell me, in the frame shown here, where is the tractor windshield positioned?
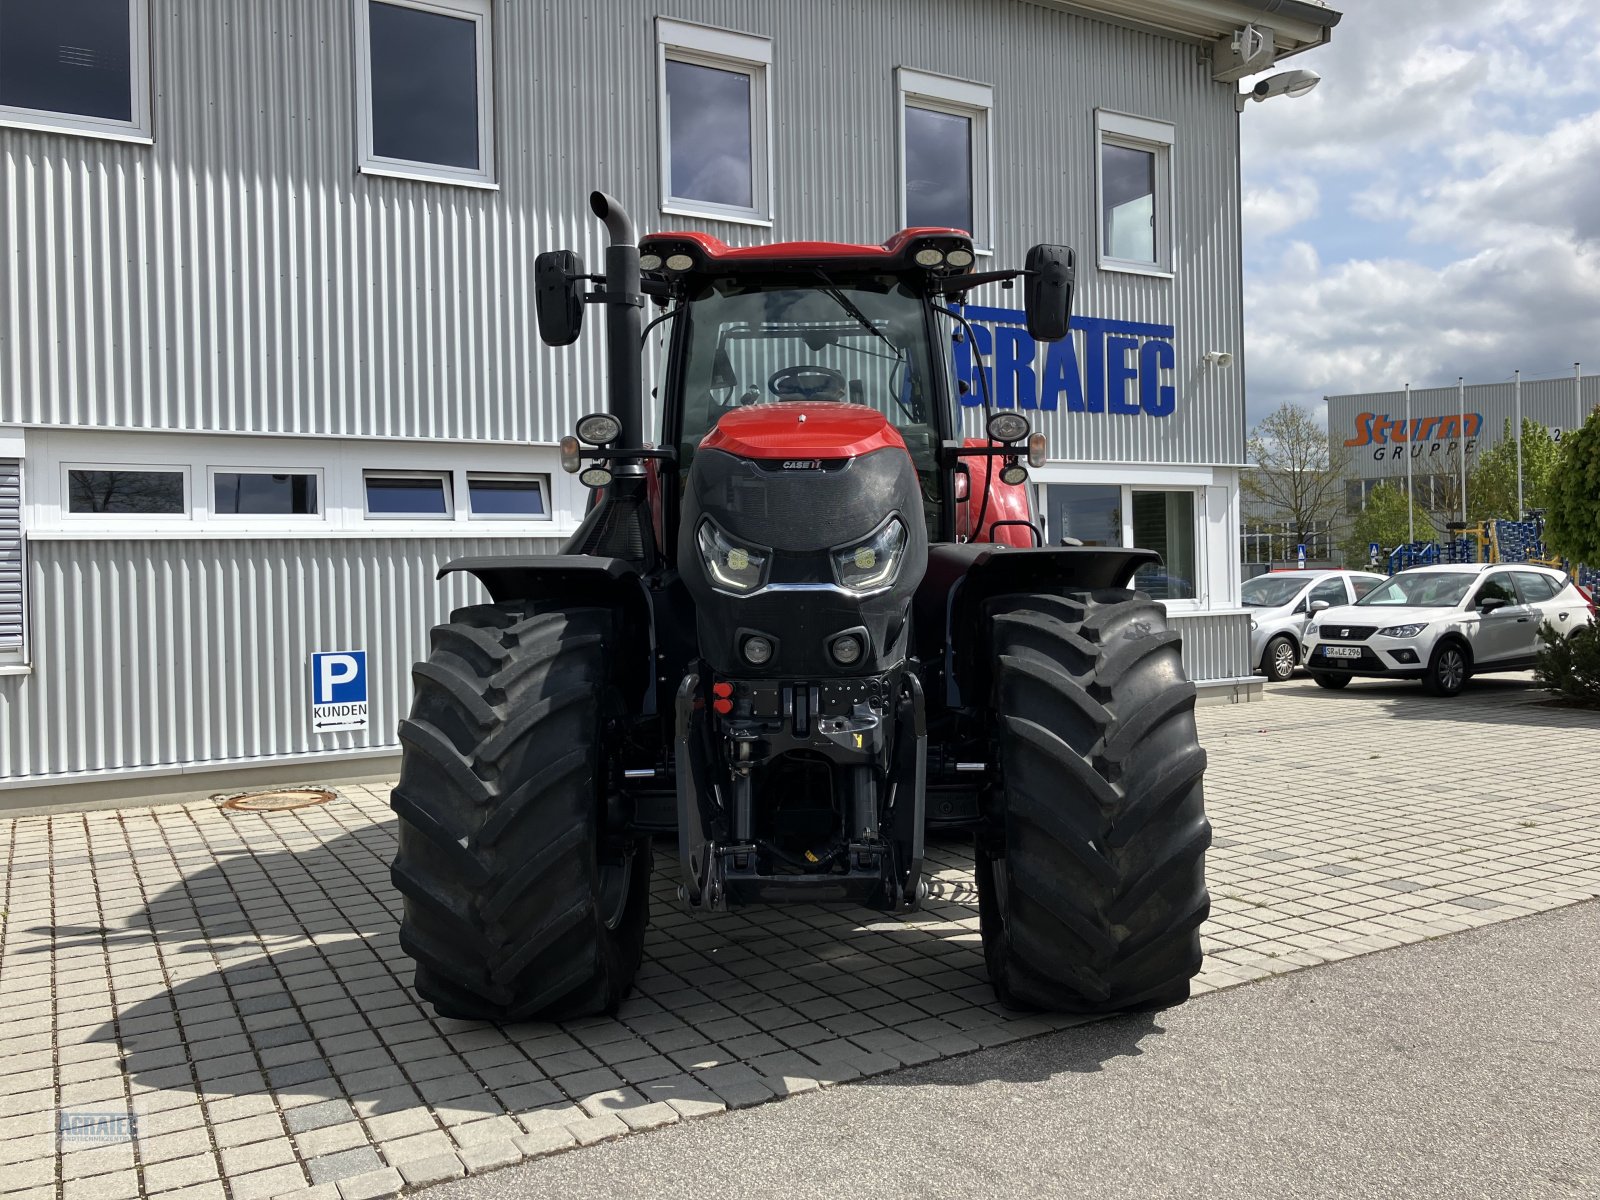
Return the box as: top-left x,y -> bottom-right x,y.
673,276 -> 944,476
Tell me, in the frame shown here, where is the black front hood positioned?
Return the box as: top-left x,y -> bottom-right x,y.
678,447 -> 929,677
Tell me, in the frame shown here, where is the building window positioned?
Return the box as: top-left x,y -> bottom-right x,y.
0,456 -> 24,668
897,69 -> 992,248
467,474 -> 548,519
0,0 -> 151,142
657,18 -> 772,224
1096,110 -> 1173,276
354,0 -> 494,187
212,471 -> 321,517
364,471 -> 452,518
1043,484 -> 1121,547
1131,490 -> 1196,600
66,467 -> 185,515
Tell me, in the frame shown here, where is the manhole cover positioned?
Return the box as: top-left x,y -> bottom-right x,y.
220,787 -> 336,813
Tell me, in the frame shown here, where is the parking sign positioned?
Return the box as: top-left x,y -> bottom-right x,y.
311,651 -> 368,733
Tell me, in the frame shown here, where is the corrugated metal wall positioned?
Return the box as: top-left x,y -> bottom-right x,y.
1170,611 -> 1251,684
0,0 -> 1243,464
0,536 -> 560,783
1329,376 -> 1600,481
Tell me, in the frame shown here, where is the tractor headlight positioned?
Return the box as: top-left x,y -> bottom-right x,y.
1378,623 -> 1427,638
832,519 -> 908,593
696,522 -> 769,594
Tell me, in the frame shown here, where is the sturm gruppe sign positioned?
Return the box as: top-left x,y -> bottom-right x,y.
956,304 -> 1178,417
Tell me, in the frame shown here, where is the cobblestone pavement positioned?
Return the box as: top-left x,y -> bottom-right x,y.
2,676 -> 1597,1200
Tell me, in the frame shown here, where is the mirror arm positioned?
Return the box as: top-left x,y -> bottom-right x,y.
932,268 -> 1028,295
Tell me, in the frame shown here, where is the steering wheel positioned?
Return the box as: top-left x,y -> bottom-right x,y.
768,365 -> 847,401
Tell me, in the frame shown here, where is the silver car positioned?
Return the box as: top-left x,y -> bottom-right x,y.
1245,569 -> 1387,682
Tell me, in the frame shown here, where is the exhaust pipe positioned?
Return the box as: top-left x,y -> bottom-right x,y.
589,190 -> 644,465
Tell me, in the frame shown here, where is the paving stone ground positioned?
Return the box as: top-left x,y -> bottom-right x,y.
2,674 -> 1597,1200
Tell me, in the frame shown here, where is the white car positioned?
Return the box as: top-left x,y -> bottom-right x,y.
1244,569 -> 1387,682
1301,563 -> 1596,696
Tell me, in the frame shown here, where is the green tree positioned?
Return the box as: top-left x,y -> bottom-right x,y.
1466,418 -> 1559,522
1545,404 -> 1600,565
1243,402 -> 1353,551
1342,482 -> 1428,568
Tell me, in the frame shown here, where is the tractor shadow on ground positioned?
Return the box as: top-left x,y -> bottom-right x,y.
29,820 -> 1146,1112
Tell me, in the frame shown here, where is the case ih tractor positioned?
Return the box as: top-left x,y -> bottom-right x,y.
391,192 -> 1209,1022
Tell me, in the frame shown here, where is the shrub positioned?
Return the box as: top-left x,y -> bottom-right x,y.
1534,623 -> 1600,707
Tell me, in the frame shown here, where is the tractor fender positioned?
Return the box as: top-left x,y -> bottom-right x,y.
914,543 -> 1161,707
437,555 -> 657,712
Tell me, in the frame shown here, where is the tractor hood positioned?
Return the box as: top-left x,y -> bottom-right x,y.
677,405 -> 929,678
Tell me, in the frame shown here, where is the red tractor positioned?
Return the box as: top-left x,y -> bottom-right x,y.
391,192 -> 1209,1021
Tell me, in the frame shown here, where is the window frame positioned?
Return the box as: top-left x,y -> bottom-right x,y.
1308,577 -> 1347,610
466,472 -> 552,521
1095,109 -> 1175,278
0,0 -> 152,144
362,469 -> 455,521
1040,480 -> 1206,611
205,465 -> 327,523
352,0 -> 496,189
60,462 -> 191,524
896,67 -> 993,252
655,17 -> 773,227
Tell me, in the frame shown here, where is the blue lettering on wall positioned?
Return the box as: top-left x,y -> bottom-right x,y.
955,305 -> 1179,418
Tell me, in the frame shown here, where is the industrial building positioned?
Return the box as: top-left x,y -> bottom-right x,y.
0,0 -> 1339,803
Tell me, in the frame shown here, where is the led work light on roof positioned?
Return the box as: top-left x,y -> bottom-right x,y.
665,253 -> 694,272
946,248 -> 975,268
638,252 -> 663,271
914,247 -> 946,268
986,412 -> 1031,444
575,412 -> 622,446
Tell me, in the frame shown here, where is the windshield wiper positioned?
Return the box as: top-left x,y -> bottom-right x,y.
812,271 -> 917,421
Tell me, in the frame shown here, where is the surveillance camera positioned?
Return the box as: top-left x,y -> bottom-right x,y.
1202,350 -> 1234,368
1251,69 -> 1321,102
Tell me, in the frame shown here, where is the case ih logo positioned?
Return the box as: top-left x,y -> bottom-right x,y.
955,304 -> 1178,418
1344,412 -> 1483,462
780,459 -> 823,470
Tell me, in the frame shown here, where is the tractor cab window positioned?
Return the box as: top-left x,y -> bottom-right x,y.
674,276 -> 943,479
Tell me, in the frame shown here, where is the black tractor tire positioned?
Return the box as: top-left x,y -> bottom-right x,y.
1263,634 -> 1299,683
976,590 -> 1211,1014
1421,640 -> 1470,697
390,602 -> 651,1022
1312,672 -> 1352,690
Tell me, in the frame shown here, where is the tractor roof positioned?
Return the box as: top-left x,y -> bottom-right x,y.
638,227 -> 977,280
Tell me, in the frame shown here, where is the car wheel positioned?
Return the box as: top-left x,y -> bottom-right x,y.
1312,672 -> 1351,690
1422,642 -> 1469,697
1263,635 -> 1298,683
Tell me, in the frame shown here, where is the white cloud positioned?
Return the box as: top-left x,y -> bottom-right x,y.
1242,176 -> 1320,238
1240,0 -> 1600,426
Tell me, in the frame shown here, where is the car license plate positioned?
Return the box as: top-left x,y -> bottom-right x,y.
1323,646 -> 1361,659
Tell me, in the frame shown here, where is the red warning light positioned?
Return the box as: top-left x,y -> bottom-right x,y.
712,697 -> 733,715
712,681 -> 734,699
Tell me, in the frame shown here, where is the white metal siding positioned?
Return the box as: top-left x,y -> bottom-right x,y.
0,536 -> 560,783
1170,610 -> 1251,683
0,0 -> 1244,464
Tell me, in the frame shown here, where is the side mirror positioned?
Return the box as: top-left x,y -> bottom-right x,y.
1478,596 -> 1508,614
535,249 -> 585,346
1023,244 -> 1075,343
1310,600 -> 1331,613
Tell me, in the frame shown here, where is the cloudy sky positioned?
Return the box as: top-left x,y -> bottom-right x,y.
1239,0 -> 1600,428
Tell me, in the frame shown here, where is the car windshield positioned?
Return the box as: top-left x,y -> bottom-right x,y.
673,276 -> 942,475
1242,576 -> 1309,608
1356,572 -> 1477,608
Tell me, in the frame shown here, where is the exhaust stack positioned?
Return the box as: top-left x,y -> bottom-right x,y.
589,190 -> 645,467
